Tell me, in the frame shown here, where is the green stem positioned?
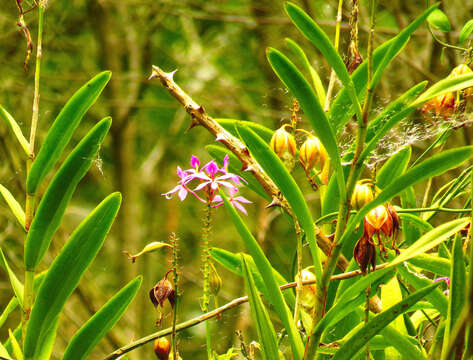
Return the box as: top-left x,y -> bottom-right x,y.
304,1 -> 377,358
428,24 -> 469,52
463,170 -> 473,357
23,2 -> 45,344
293,224 -> 303,325
170,233 -> 179,359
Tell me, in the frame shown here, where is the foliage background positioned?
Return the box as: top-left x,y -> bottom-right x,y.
0,0 -> 472,358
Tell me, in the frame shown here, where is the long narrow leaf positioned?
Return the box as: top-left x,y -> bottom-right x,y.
441,233 -> 466,359
215,119 -> 273,143
376,146 -> 411,189
241,256 -> 280,360
332,282 -> 440,360
26,71 -> 111,194
24,193 -> 121,360
266,48 -> 345,203
210,247 -> 295,307
0,248 -> 24,309
285,2 -> 362,120
0,105 -> 29,156
25,117 -> 112,271
237,125 -> 322,282
62,276 -> 142,360
221,192 -> 304,359
0,185 -> 25,230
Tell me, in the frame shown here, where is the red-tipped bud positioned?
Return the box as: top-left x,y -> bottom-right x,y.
154,338 -> 171,360
298,135 -> 327,173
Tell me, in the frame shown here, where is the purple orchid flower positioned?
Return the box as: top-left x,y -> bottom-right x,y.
212,188 -> 252,215
162,166 -> 191,201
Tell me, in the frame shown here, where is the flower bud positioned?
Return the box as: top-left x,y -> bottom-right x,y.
295,268 -> 317,308
350,181 -> 374,210
364,205 -> 389,237
422,92 -> 455,119
270,126 -> 297,160
449,64 -> 473,77
209,262 -> 222,296
154,337 -> 171,360
299,135 -> 327,173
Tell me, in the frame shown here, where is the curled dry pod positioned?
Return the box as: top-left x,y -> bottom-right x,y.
154,337 -> 171,360
354,233 -> 376,275
295,268 -> 317,308
150,276 -> 175,309
298,135 -> 327,174
350,180 -> 374,210
270,126 -> 297,160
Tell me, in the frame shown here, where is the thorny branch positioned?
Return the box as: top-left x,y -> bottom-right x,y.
148,65 -> 382,313
104,263 -> 388,360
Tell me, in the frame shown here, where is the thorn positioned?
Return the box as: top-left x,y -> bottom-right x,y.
215,133 -> 226,142
242,164 -> 254,172
197,105 -> 205,114
265,197 -> 282,209
186,119 -> 200,132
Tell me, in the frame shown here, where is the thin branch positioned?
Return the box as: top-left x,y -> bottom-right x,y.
104,263 -> 388,360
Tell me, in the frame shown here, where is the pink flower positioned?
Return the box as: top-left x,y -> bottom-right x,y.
212,188 -> 252,215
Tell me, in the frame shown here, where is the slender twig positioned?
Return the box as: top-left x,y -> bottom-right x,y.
170,233 -> 179,359
428,24 -> 469,52
103,263 -> 388,360
201,203 -> 213,358
22,1 -> 45,343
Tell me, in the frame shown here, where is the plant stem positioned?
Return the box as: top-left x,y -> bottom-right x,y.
323,0 -> 344,112
365,285 -> 371,359
293,223 -> 303,325
304,1 -> 377,358
23,1 -> 45,343
170,233 -> 179,359
201,203 -> 212,359
104,263 -> 388,360
463,170 -> 473,357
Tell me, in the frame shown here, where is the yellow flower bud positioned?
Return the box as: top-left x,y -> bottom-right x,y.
295,268 -> 316,309
449,64 -> 473,77
270,126 -> 297,159
299,135 -> 327,173
350,181 -> 374,210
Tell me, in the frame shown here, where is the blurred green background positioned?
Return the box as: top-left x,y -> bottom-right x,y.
0,0 -> 472,358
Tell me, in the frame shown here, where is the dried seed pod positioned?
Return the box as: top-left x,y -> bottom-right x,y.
354,233 -> 376,275
350,181 -> 374,210
298,135 -> 327,174
154,337 -> 171,360
150,276 -> 175,309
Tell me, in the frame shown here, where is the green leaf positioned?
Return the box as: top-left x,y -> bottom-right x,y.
284,2 -> 362,120
241,255 -> 280,360
341,147 -> 473,245
427,9 -> 451,32
0,248 -> 24,309
206,145 -> 271,201
407,253 -> 450,277
8,329 -> 23,360
26,71 -> 111,195
0,105 -> 30,156
215,119 -> 273,143
381,277 -> 407,336
398,213 -> 433,232
210,247 -> 295,308
237,125 -> 323,282
459,19 -> 473,44
24,193 -> 121,360
265,48 -> 345,203
441,233 -> 466,359
0,342 -> 12,359
0,185 -> 25,230
62,276 -> 142,360
399,265 -> 447,317
381,325 -> 427,360
220,192 -> 304,359
285,37 -> 326,104
332,282 -> 440,360
389,218 -> 469,267
25,117 -> 112,271
376,146 -> 411,189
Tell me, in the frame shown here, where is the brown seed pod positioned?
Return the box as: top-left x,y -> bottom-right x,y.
354,233 -> 376,275
150,276 -> 175,309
